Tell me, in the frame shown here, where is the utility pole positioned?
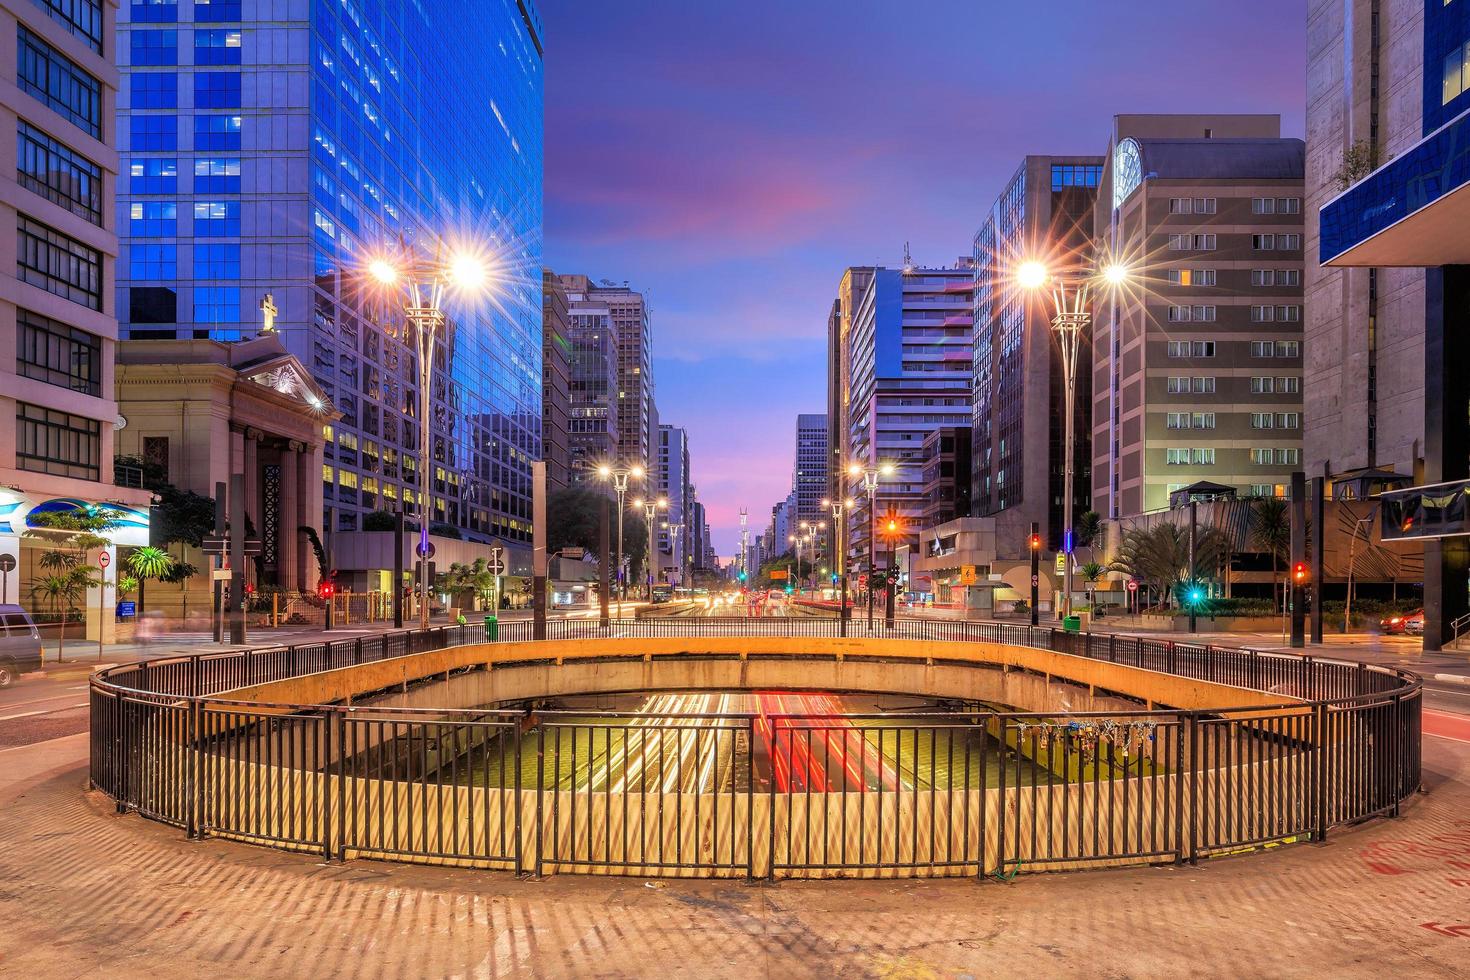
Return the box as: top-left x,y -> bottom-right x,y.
1188,501 -> 1198,634
1290,471 -> 1306,648
533,461 -> 548,640
1311,476 -> 1325,644
1029,522 -> 1040,627
599,496 -> 611,628
392,509 -> 404,628
211,482 -> 226,643
228,472 -> 246,645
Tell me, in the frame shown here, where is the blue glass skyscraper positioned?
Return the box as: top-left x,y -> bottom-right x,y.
116,0 -> 544,548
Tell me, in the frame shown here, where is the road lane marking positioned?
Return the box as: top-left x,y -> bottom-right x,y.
0,701 -> 88,722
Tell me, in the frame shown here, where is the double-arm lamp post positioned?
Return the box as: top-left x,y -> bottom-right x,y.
597,462 -> 644,603
821,495 -> 854,632
1015,258 -> 1129,623
661,520 -> 686,588
632,495 -> 667,595
846,462 -> 894,627
369,246 -> 491,631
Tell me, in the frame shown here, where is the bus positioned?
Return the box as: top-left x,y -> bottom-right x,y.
651,584 -> 674,604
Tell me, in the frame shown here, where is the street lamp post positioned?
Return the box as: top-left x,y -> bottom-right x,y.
847,462 -> 894,628
822,496 -> 854,634
598,462 -> 645,605
662,520 -> 686,589
369,246 -> 490,632
633,495 -> 667,596
1016,259 -> 1128,624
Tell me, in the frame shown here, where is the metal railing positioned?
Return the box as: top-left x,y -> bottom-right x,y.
89,618 -> 1421,879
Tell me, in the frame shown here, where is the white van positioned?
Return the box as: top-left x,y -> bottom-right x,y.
0,604 -> 43,687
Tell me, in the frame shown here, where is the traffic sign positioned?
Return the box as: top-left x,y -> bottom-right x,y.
416,541 -> 436,559
1031,573 -> 1039,587
1055,553 -> 1066,574
98,551 -> 110,568
488,553 -> 506,576
117,600 -> 136,617
201,535 -> 261,556
0,554 -> 14,573
959,564 -> 977,586
769,568 -> 788,580
1127,580 -> 1139,592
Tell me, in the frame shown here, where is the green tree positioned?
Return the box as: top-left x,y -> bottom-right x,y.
546,487 -> 648,579
1109,523 -> 1229,610
24,508 -> 119,663
1074,510 -> 1103,559
1250,497 -> 1291,612
125,546 -> 175,618
1079,560 -> 1105,610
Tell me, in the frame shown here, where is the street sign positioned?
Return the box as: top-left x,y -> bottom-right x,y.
98,551 -> 110,568
117,600 -> 136,618
1031,573 -> 1039,587
1127,580 -> 1139,592
488,556 -> 506,576
212,569 -> 231,581
769,569 -> 788,580
1055,553 -> 1066,574
959,564 -> 977,586
201,535 -> 228,555
416,541 -> 436,559
0,554 -> 14,573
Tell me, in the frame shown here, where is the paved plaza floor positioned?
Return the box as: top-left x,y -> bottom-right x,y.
2,724 -> 1468,977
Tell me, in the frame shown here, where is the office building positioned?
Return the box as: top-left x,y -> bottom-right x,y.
972,156 -> 1102,553
826,267 -> 874,502
838,262 -> 974,574
657,424 -> 689,581
1092,115 -> 1305,518
116,1 -> 545,548
919,426 -> 972,528
1315,1 -> 1470,646
540,270 -> 571,492
792,413 -> 827,527
598,282 -> 655,478
560,274 -> 619,482
3,0 -> 153,637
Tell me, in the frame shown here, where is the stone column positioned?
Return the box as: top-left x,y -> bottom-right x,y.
299,442 -> 318,590
243,427 -> 263,532
279,443 -> 301,591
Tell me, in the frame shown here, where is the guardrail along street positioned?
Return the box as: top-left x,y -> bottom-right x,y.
89,618 -> 1421,879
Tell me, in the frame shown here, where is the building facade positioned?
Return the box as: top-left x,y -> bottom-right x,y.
115,0 -> 545,550
560,274 -> 619,482
3,0 -> 153,637
1315,0 -> 1470,647
656,423 -> 689,582
540,269 -> 571,492
1093,116 -> 1306,518
972,156 -> 1102,554
840,263 -> 974,574
826,267 -> 874,503
919,426 -> 972,529
595,281 -> 654,478
792,412 -> 827,528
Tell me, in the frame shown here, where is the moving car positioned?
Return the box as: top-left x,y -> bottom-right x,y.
0,604 -> 43,687
1380,609 -> 1424,635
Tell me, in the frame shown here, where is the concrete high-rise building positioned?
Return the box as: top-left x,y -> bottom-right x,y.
972,156 -> 1102,553
1092,115 -> 1305,518
657,424 -> 689,582
560,275 -> 619,483
540,270 -> 571,492
792,413 -> 827,528
4,0 -> 153,635
826,268 -> 874,503
838,263 -> 974,573
1305,1 -> 1426,486
115,2 -> 545,546
597,282 -> 655,478
1314,0 -> 1470,646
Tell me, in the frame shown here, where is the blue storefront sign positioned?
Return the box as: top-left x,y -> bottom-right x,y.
117,601 -> 137,618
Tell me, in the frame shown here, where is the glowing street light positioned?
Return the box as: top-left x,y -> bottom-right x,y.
599,462 -> 646,602
822,495 -> 856,633
367,244 -> 493,630
633,495 -> 668,596
1016,258 -> 1131,623
847,461 -> 896,628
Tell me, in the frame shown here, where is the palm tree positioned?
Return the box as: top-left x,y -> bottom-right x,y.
24,508 -> 119,663
30,568 -> 97,663
1075,511 -> 1103,561
1249,498 -> 1291,612
1079,561 -> 1105,611
125,546 -> 175,618
1109,523 -> 1230,610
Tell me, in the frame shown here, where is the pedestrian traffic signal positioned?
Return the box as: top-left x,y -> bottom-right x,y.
317,580 -> 335,599
1292,561 -> 1308,585
1029,533 -> 1041,551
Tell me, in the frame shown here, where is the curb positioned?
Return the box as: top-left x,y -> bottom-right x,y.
1432,673 -> 1470,686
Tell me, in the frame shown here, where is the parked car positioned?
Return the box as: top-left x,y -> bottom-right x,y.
0,604 -> 43,687
1380,609 -> 1424,635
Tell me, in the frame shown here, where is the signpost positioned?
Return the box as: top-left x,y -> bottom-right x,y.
959,564 -> 977,586
488,546 -> 505,612
1127,578 -> 1139,615
0,552 -> 14,604
96,550 -> 110,660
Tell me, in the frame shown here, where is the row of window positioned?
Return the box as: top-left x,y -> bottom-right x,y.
129,156 -> 241,194
1166,197 -> 1301,215
1250,305 -> 1301,322
16,309 -> 101,396
18,26 -> 102,138
1167,233 -> 1302,251
1165,447 -> 1301,466
129,243 -> 240,280
130,29 -> 242,67
130,114 -> 241,151
132,0 -> 243,24
17,215 -> 102,310
1251,412 -> 1301,429
15,402 -> 100,481
1166,340 -> 1302,359
37,0 -> 104,53
1166,376 -> 1302,394
1166,412 -> 1215,429
1252,340 -> 1300,357
128,200 -> 241,237
16,120 -> 102,224
1163,268 -> 1301,287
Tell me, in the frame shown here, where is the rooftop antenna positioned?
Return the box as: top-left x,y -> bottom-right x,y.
902,242 -> 914,274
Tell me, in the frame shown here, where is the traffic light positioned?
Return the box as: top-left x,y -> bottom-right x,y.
1292,561 -> 1308,586
317,579 -> 335,600
1188,586 -> 1205,606
886,519 -> 898,533
1029,533 -> 1041,551
737,570 -> 747,583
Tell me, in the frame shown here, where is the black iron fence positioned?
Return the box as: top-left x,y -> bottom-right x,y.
89,618 -> 1421,879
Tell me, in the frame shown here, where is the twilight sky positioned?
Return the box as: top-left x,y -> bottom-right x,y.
540,0 -> 1306,554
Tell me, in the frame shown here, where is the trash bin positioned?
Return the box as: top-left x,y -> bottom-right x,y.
1063,615 -> 1081,633
484,614 -> 498,641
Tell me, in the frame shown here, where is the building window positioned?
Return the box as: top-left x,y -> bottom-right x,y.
1277,376 -> 1300,393
1251,412 -> 1276,429
1166,412 -> 1191,429
129,201 -> 177,237
1275,341 -> 1300,357
193,243 -> 239,278
1445,41 -> 1470,105
1192,412 -> 1216,429
1050,164 -> 1101,190
193,156 -> 241,193
16,121 -> 102,224
1167,305 -> 1216,322
193,200 -> 240,236
17,216 -> 101,309
129,157 -> 177,194
1277,448 -> 1300,464
1168,197 -> 1216,214
195,29 -> 242,65
1251,377 -> 1275,394
1169,234 -> 1216,251
129,243 -> 176,279
128,286 -> 176,324
132,72 -> 177,108
130,29 -> 178,66
1167,340 -> 1216,357
1249,483 -> 1286,498
195,71 -> 241,108
194,114 -> 242,151
132,0 -> 179,23
1278,412 -> 1300,428
194,285 -> 240,325
1167,268 -> 1216,286
16,309 -> 101,396
15,402 -> 101,480
36,0 -> 105,52
17,27 -> 102,138
194,0 -> 243,21
1252,197 -> 1303,215
1251,448 -> 1274,465
142,436 -> 170,477
130,115 -> 177,151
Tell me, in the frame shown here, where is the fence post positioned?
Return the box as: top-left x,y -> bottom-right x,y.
337,709 -> 348,861
1167,641 -> 1177,675
354,637 -> 364,665
190,655 -> 201,696
185,699 -> 200,839
320,711 -> 333,861
1313,701 -> 1328,841
1186,712 -> 1199,865
1389,694 -> 1402,818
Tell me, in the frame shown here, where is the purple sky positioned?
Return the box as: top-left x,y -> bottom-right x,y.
541,0 -> 1306,554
